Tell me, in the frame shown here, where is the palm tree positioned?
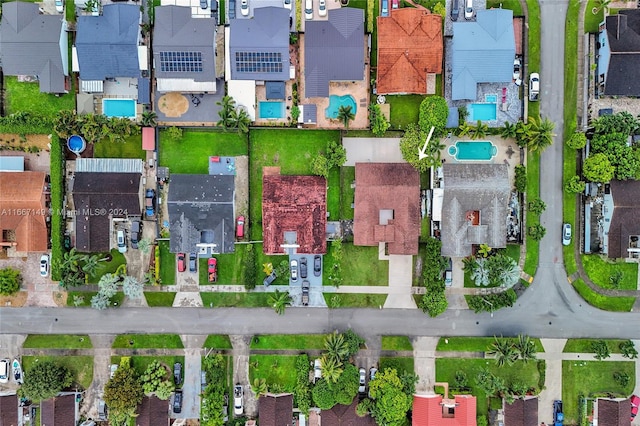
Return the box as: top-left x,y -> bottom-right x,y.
425,137 -> 446,168
513,334 -> 537,363
324,331 -> 349,364
233,107 -> 251,134
487,336 -> 518,367
319,354 -> 343,383
54,110 -> 80,139
216,96 -> 236,130
501,121 -> 518,139
457,122 -> 472,137
61,248 -> 84,274
140,111 -> 158,127
81,254 -> 102,276
526,117 -> 556,153
515,121 -> 531,147
252,378 -> 268,396
268,290 -> 292,315
471,120 -> 489,139
592,0 -> 611,14
336,105 -> 355,129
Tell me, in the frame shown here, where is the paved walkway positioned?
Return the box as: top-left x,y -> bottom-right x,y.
413,337 -> 438,393
538,339 -> 567,424
342,137 -> 405,165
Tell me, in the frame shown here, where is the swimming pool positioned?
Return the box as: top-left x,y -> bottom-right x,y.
325,95 -> 357,119
102,98 -> 136,118
448,141 -> 497,161
67,135 -> 86,154
469,102 -> 497,121
259,101 -> 285,119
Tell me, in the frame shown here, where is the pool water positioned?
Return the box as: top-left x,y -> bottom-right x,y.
448,141 -> 497,161
325,95 -> 357,119
485,94 -> 498,103
469,102 -> 497,121
259,101 -> 285,119
67,135 -> 86,154
103,98 -> 136,118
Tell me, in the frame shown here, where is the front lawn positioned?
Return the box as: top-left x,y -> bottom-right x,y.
563,339 -> 630,354
200,292 -> 272,308
249,355 -> 298,391
86,249 -> 127,284
204,335 -> 232,350
112,334 -> 184,349
4,76 -> 74,117
112,355 -> 185,377
251,334 -> 327,350
23,334 -> 92,349
143,292 -> 176,307
325,243 -> 389,286
385,95 -> 424,130
22,356 -> 93,390
581,255 -> 638,291
199,247 -> 248,285
562,361 -> 635,425
381,336 -> 413,351
380,357 -> 414,375
526,0 -> 541,118
584,0 -> 604,33
524,151 -> 540,276
436,358 -> 545,416
571,278 -> 636,312
436,337 -> 544,352
324,293 -> 388,308
158,241 -> 175,285
158,129 -> 248,174
487,0 -> 523,14
66,291 -> 125,307
94,134 -> 146,160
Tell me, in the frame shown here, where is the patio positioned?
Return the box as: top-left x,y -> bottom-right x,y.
154,82 -> 225,125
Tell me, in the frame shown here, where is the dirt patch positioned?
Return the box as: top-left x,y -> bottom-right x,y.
0,134 -> 52,151
0,291 -> 27,307
158,93 -> 189,118
53,291 -> 68,307
234,156 -> 249,218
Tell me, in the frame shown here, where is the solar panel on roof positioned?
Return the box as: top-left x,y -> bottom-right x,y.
159,51 -> 203,72
234,51 -> 283,74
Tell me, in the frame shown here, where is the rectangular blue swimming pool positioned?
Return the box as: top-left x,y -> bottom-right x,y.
469,102 -> 497,121
448,141 -> 497,161
102,98 -> 136,118
259,101 -> 285,119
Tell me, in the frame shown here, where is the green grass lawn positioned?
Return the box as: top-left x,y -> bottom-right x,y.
436,337 -> 544,352
386,95 -> 424,130
251,334 -> 327,350
199,249 -> 248,285
159,130 -> 248,173
380,357 -> 414,375
326,244 -> 389,286
256,244 -> 290,286
66,291 -> 125,307
249,355 -> 298,391
584,0 -> 604,33
4,77 -> 74,117
113,355 -> 185,378
526,0 -> 541,118
22,356 -> 93,390
563,361 -> 635,424
23,335 -> 92,349
436,359 -> 544,416
381,336 -> 413,351
571,278 -> 636,312
248,129 -> 340,240
112,334 -> 184,349
340,167 -> 356,220
487,0 -> 523,14
158,241 -> 175,285
86,249 -> 127,284
504,244 -> 521,264
327,168 -> 340,220
201,292 -> 272,308
94,134 -> 146,160
324,293 -> 388,308
524,152 -> 540,277
143,292 -> 176,307
581,255 -> 638,290
563,339 -> 630,354
203,335 -> 232,349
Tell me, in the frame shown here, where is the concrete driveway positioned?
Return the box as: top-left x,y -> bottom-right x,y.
384,255 -> 416,309
176,348 -> 201,419
0,253 -> 56,307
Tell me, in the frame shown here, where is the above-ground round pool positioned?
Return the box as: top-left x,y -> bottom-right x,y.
448,141 -> 497,161
325,95 -> 357,119
67,135 -> 86,154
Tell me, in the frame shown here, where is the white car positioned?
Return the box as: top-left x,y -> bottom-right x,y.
290,259 -> 298,282
283,0 -> 292,9
240,0 -> 249,15
358,368 -> 366,393
464,0 -> 473,19
305,0 -> 313,20
109,364 -> 118,379
40,254 -> 49,277
513,57 -> 521,81
116,230 -> 127,254
529,73 -> 540,101
314,359 -> 322,381
233,384 -> 244,415
55,0 -> 64,13
318,0 -> 326,16
0,359 -> 9,384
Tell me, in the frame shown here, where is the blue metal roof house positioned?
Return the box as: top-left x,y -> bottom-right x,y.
451,9 -> 515,101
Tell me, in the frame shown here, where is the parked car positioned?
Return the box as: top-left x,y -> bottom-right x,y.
40,254 -> 49,277
464,0 -> 473,19
358,368 -> 366,393
631,395 -> 639,421
130,220 -> 142,249
369,367 -> 377,381
318,0 -> 326,16
0,359 -> 9,384
444,257 -> 453,287
117,230 -> 127,254
174,362 -> 182,385
263,271 -> 277,286
302,280 -> 310,306
208,257 -> 218,282
173,391 -> 183,414
201,371 -> 208,391
189,253 -> 197,272
562,223 -> 572,246
381,0 -> 389,16
233,384 -> 244,415
283,0 -> 292,9
313,255 -> 322,276
305,0 -> 313,19
145,189 -> 155,218
109,364 -> 118,379
290,259 -> 298,282
177,253 -> 186,272
314,358 -> 322,381
392,0 -> 399,8
236,216 -> 245,239
200,0 -> 208,9
240,0 -> 249,15
553,400 -> 564,424
98,399 -> 107,421
300,257 -> 308,279
222,393 -> 229,422
451,0 -> 459,20
229,0 -> 236,18
55,0 -> 63,12
513,57 -> 521,81
529,73 -> 540,101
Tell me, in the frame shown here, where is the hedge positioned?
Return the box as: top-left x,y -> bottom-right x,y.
50,135 -> 65,281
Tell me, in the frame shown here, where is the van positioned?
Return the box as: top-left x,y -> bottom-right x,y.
0,359 -> 9,383
450,0 -> 459,20
464,0 -> 473,19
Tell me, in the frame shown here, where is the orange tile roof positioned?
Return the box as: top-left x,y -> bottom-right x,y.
377,9 -> 443,94
412,394 -> 477,426
0,171 -> 47,252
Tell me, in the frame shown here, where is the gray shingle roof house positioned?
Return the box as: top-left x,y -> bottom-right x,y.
597,10 -> 640,96
229,7 -> 290,81
0,1 -> 68,93
441,164 -> 510,258
153,6 -> 217,93
451,9 -> 515,100
168,175 -> 235,255
304,7 -> 365,98
75,4 -> 142,81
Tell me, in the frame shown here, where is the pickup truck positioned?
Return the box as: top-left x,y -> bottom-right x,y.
301,280 -> 310,306
553,400 -> 564,425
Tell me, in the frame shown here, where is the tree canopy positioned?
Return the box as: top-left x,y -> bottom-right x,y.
418,96 -> 449,136
22,361 -> 73,402
104,359 -> 144,419
400,124 -> 437,172
583,152 -> 615,183
367,368 -> 413,426
0,267 -> 22,296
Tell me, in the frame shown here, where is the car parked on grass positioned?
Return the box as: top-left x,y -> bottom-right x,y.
40,254 -> 49,277
529,73 -> 540,101
300,257 -> 308,279
208,257 -> 218,282
145,189 -> 155,218
234,384 -> 244,415
236,216 -> 245,239
318,0 -> 326,16
173,390 -> 183,413
562,223 -> 572,246
177,253 -> 186,272
290,259 -> 298,282
174,362 -> 182,386
358,368 -> 366,393
313,255 -> 321,276
189,253 -> 197,272
117,230 -> 127,254
263,271 -> 277,287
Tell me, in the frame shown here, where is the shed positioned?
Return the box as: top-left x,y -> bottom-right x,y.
142,127 -> 155,151
266,81 -> 286,100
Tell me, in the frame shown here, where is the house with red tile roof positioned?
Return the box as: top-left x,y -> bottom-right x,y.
376,8 -> 443,95
412,391 -> 476,426
258,393 -> 294,426
262,167 -> 327,255
353,163 -> 420,255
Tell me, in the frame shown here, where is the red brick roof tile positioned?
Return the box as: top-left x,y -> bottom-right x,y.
412,394 -> 476,426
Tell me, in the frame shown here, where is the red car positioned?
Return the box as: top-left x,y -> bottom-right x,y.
208,257 -> 218,282
391,0 -> 398,9
236,216 -> 245,239
631,395 -> 639,420
177,253 -> 186,272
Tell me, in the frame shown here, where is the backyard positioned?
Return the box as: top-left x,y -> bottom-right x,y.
385,95 -> 424,130
94,134 -> 145,160
4,76 -> 74,117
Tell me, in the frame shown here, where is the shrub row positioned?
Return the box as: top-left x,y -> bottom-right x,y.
50,136 -> 65,281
